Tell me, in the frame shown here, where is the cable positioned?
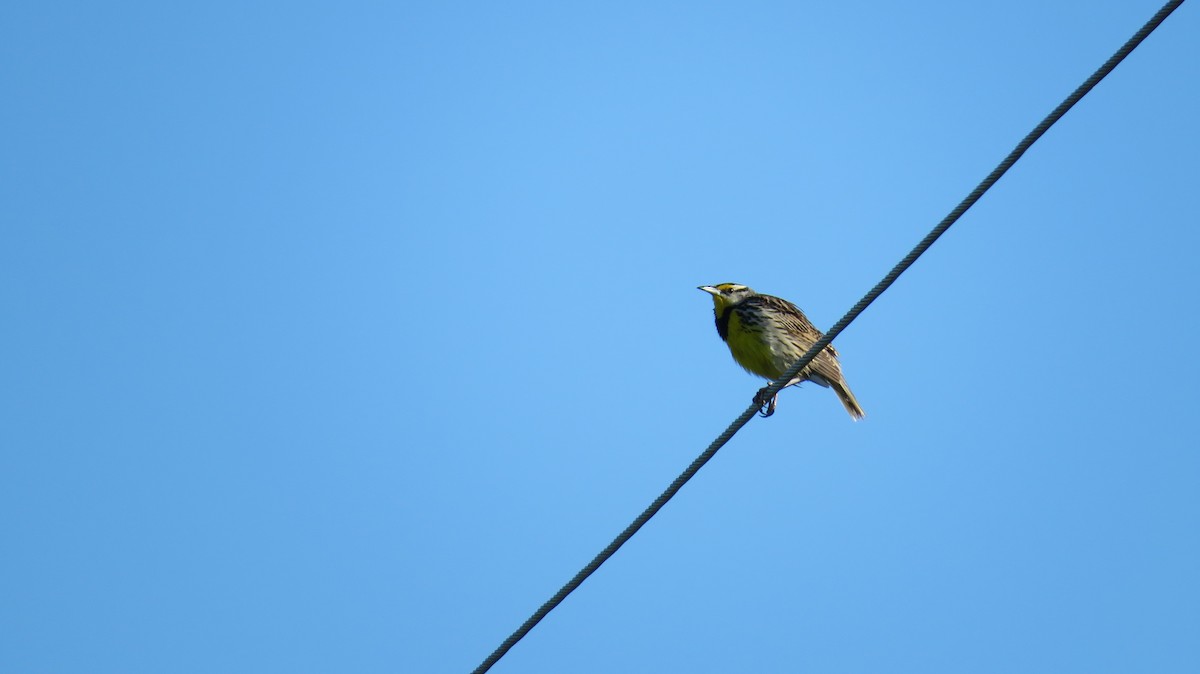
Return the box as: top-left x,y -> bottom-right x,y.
470,2 -> 1185,672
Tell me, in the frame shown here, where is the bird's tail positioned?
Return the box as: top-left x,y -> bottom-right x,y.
831,380 -> 866,421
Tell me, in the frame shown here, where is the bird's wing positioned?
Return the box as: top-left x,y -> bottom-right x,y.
754,294 -> 846,379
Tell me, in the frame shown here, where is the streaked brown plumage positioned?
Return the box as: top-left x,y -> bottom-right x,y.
699,283 -> 865,420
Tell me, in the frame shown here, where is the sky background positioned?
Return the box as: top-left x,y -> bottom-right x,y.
2,1 -> 1198,672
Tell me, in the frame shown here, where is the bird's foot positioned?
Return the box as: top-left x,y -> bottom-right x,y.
753,387 -> 777,418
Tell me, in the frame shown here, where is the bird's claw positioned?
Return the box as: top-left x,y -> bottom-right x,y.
753,387 -> 777,418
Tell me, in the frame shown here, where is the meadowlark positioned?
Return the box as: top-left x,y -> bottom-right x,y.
699,283 -> 865,420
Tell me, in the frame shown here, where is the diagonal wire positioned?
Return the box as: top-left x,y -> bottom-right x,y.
470,2 -> 1185,672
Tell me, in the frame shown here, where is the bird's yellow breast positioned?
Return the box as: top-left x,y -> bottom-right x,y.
725,310 -> 785,380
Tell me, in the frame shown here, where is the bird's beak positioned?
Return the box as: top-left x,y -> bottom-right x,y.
698,286 -> 719,296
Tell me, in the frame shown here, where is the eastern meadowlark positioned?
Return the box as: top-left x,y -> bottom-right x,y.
699,283 -> 865,420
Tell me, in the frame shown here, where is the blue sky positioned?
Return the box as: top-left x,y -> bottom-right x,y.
3,1 -> 1197,672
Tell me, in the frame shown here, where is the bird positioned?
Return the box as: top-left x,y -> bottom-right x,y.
698,283 -> 865,420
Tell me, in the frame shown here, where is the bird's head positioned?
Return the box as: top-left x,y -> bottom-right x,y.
698,283 -> 756,311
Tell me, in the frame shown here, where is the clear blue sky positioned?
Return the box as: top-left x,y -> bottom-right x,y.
3,2 -> 1197,672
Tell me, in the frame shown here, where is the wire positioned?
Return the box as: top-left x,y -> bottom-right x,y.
470,2 -> 1185,672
